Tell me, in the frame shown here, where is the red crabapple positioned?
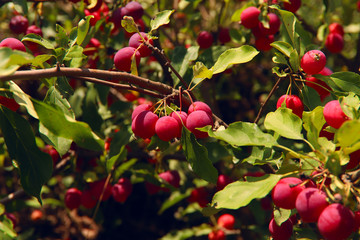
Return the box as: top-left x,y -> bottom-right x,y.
155,116 -> 181,141
197,31 -> 213,49
323,100 -> 349,129
84,38 -> 101,56
354,210 -> 360,231
319,123 -> 335,140
112,177 -> 133,203
81,189 -> 97,209
111,7 -> 129,29
186,110 -> 213,139
240,6 -> 261,29
65,188 -> 82,210
208,229 -> 225,240
276,94 -> 304,118
269,218 -> 293,240
128,32 -> 154,57
346,149 -> 360,170
114,47 -> 141,72
188,187 -> 209,207
0,95 -> 21,111
9,15 -> 28,34
217,214 -> 235,230
295,188 -> 328,223
131,110 -> 158,139
283,0 -> 302,13
271,177 -> 305,209
259,13 -> 281,36
0,38 -> 26,52
255,35 -> 274,51
26,25 -> 43,36
159,170 -> 181,189
301,50 -> 326,75
216,174 -> 233,191
329,23 -> 344,36
305,67 -> 332,101
325,33 -> 344,53
188,101 -> 212,116
218,27 -> 231,44
124,1 -> 144,21
170,111 -> 188,126
317,203 -> 355,240
89,178 -> 113,201
131,103 -> 152,120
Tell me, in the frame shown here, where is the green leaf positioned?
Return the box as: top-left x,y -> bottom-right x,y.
77,16 -> 92,46
301,85 -> 322,110
211,174 -> 282,209
302,106 -> 326,149
22,34 -> 55,50
273,208 -> 292,226
274,8 -> 299,52
243,146 -> 281,165
0,48 -> 33,76
211,45 -> 259,74
31,99 -> 104,151
272,67 -> 287,77
181,128 -> 218,184
32,54 -> 53,68
264,108 -> 304,140
0,107 -> 53,204
336,120 -> 360,148
106,146 -> 127,173
158,189 -> 192,214
289,49 -> 299,72
56,24 -> 69,48
178,46 -> 199,77
150,10 -> 175,32
64,45 -> 85,68
121,16 -> 139,34
193,62 -> 213,79
13,0 -> 28,15
270,41 -> 293,57
0,214 -> 17,238
9,81 -> 38,119
208,122 -> 277,147
328,72 -> 360,96
113,159 -> 137,181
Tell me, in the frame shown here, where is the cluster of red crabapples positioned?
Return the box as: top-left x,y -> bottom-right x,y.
131,101 -> 214,141
270,176 -> 360,240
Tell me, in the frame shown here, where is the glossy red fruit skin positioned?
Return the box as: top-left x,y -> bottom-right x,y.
159,170 -> 181,189
112,178 -> 132,203
346,149 -> 360,170
128,32 -> 153,57
259,13 -> 281,35
325,33 -> 344,54
89,178 -> 112,201
0,95 -> 21,111
131,110 -> 158,139
283,0 -> 302,13
301,50 -> 326,75
81,189 -> 97,209
217,214 -> 235,230
26,25 -> 43,36
317,203 -> 355,240
255,35 -> 274,51
124,1 -> 144,21
305,67 -> 332,101
216,174 -> 233,191
65,188 -> 82,210
170,111 -> 188,138
295,188 -> 328,223
155,116 -> 181,141
218,27 -> 231,44
0,38 -> 26,52
186,110 -> 213,139
188,101 -> 212,116
323,100 -> 349,129
329,23 -> 344,36
271,177 -> 305,209
114,47 -> 141,72
197,31 -> 213,49
240,6 -> 261,29
269,218 -> 293,240
131,103 -> 152,120
111,7 -> 129,29
208,229 -> 225,240
9,15 -> 28,34
276,94 -> 304,118
188,187 -> 209,207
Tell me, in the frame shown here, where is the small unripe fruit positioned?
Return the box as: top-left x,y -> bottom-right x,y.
295,188 -> 328,222
188,101 -> 212,116
114,47 -> 141,72
317,203 -> 355,240
208,229 -> 225,240
131,103 -> 152,120
155,116 -> 181,141
186,110 -> 213,139
301,50 -> 327,75
283,0 -> 302,13
112,178 -> 132,203
323,100 -> 349,129
197,31 -> 213,49
217,214 -> 235,230
65,188 -> 82,210
269,218 -> 293,240
0,38 -> 26,52
131,110 -> 158,139
128,32 -> 153,57
240,7 -> 261,29
9,15 -> 28,34
124,1 -> 144,21
276,94 -> 304,118
329,23 -> 344,36
271,177 -> 305,209
325,33 -> 344,54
